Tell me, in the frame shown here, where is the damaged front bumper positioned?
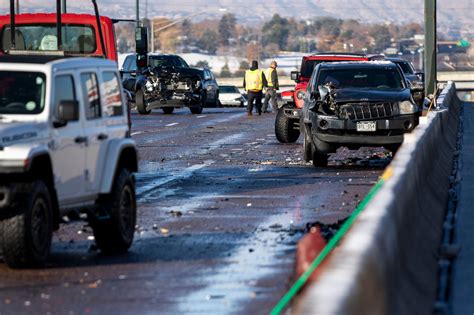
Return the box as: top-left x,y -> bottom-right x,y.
310,112 -> 418,145
146,92 -> 202,108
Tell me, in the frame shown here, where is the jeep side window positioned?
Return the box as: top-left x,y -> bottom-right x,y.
80,73 -> 101,120
54,75 -> 77,120
102,71 -> 123,117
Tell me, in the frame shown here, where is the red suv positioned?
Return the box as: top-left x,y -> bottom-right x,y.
275,53 -> 384,143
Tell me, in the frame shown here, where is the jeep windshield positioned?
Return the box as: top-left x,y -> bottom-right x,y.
316,67 -> 405,90
0,71 -> 46,114
1,25 -> 96,53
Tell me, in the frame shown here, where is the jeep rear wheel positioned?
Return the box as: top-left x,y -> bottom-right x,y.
275,107 -> 300,143
162,107 -> 174,114
0,181 -> 53,268
136,89 -> 151,115
92,169 -> 136,254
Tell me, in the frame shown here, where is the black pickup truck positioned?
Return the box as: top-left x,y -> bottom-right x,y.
121,54 -> 219,114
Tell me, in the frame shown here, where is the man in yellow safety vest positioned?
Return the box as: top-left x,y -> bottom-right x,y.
263,60 -> 279,113
243,60 -> 267,116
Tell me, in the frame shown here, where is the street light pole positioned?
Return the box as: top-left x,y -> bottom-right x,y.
136,0 -> 139,26
424,0 -> 436,95
61,0 -> 66,13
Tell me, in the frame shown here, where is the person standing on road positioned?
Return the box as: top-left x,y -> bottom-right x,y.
263,60 -> 279,113
243,60 -> 267,116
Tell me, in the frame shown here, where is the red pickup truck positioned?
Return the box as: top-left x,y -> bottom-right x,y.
275,53 -> 384,143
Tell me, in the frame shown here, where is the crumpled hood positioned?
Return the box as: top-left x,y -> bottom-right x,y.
334,88 -> 412,103
0,121 -> 47,148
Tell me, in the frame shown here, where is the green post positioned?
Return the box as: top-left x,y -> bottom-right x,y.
424,0 -> 436,95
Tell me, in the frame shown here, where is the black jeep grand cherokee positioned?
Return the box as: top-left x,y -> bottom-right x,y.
301,61 -> 422,167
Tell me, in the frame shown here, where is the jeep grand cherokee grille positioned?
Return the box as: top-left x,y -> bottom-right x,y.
338,103 -> 399,121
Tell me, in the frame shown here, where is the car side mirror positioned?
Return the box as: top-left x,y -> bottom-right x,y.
54,100 -> 79,128
415,72 -> 424,81
291,71 -> 300,82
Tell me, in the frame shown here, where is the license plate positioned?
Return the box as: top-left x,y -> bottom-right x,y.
356,121 -> 376,132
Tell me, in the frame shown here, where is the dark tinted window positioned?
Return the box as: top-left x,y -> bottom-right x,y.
54,75 -> 77,119
1,25 -> 96,53
80,73 -> 101,120
220,86 -> 239,93
316,67 -> 404,90
149,56 -> 175,68
394,61 -> 414,74
102,72 -> 123,117
0,71 -> 46,114
301,60 -> 325,78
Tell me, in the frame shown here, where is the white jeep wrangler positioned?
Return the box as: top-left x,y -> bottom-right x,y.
0,56 -> 138,268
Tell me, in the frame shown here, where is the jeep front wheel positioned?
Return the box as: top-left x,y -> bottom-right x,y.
136,89 -> 151,115
92,169 -> 136,254
275,107 -> 300,143
0,181 -> 53,268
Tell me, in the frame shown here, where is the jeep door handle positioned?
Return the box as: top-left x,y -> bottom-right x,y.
97,133 -> 108,141
74,136 -> 88,144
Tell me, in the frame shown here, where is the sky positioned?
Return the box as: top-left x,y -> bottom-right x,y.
1,0 -> 473,28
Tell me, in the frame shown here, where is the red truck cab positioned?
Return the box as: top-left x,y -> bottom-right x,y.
0,13 -> 117,62
276,53 -> 384,143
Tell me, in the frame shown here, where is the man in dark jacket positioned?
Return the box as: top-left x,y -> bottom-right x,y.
243,60 -> 267,116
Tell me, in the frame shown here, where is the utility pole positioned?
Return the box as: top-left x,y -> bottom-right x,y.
136,0 -> 140,26
61,0 -> 66,13
424,0 -> 436,95
15,0 -> 19,14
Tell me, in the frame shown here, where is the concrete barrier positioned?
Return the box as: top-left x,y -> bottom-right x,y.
293,82 -> 461,315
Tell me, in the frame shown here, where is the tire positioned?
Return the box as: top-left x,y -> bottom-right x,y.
214,92 -> 220,107
0,181 -> 53,268
311,138 -> 329,167
303,130 -> 312,162
275,107 -> 300,143
92,169 -> 136,254
190,92 -> 205,114
162,107 -> 174,114
136,89 -> 151,115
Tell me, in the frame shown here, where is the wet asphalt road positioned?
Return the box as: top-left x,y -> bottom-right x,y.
0,107 -> 388,315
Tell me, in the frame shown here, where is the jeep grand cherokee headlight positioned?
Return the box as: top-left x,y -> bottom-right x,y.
399,100 -> 416,114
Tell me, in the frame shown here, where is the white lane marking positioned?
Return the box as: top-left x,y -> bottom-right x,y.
136,160 -> 215,198
197,115 -> 207,118
166,123 -> 179,127
131,131 -> 143,136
